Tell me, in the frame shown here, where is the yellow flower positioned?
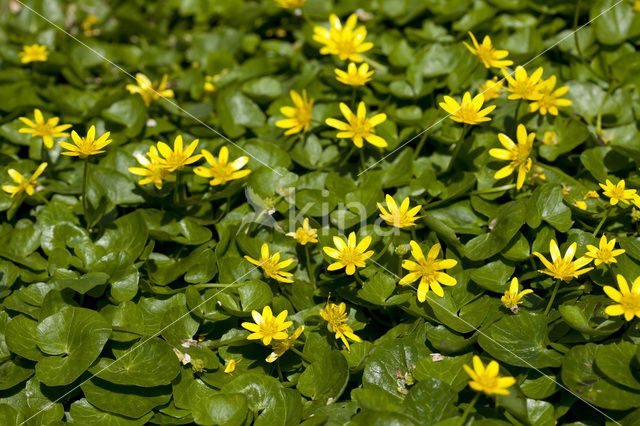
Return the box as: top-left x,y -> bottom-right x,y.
323,232 -> 374,275
224,359 -> 241,374
204,76 -> 216,93
128,147 -> 175,190
59,125 -> 112,158
193,146 -> 251,186
377,194 -> 421,228
542,131 -> 558,146
286,218 -> 318,245
439,92 -> 495,125
313,14 -> 373,62
241,306 -> 293,345
125,73 -> 174,106
18,109 -> 72,149
19,44 -> 48,63
326,102 -> 387,148
502,66 -> 544,100
574,200 -> 587,210
501,277 -> 533,312
479,77 -> 503,102
463,356 -> 516,396
599,179 -> 636,205
320,302 -> 361,351
266,325 -> 304,363
275,0 -> 306,8
533,239 -> 593,282
585,235 -> 625,266
463,32 -> 513,69
245,243 -> 295,283
604,275 -> 640,321
149,135 -> 202,171
636,0 -> 640,12
2,162 -> 47,198
584,190 -> 600,199
81,14 -> 99,36
275,90 -> 314,135
335,62 -> 374,86
489,124 -> 534,190
399,241 -> 457,301
529,76 -> 572,116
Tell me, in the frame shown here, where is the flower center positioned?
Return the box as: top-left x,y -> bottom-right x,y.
476,373 -> 499,391
417,260 -> 437,283
622,293 -> 640,313
475,46 -> 495,64
34,123 -> 54,137
259,318 -> 281,338
339,247 -> 364,266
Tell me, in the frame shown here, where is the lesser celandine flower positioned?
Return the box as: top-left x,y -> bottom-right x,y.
59,126 -> 112,158
502,66 -> 543,100
224,359 -> 241,374
489,124 -> 534,190
399,241 -> 457,301
585,235 -> 625,266
126,73 -> 174,106
575,200 -> 587,210
245,243 -> 295,283
193,146 -> 251,186
335,62 -> 374,86
599,179 -> 636,205
18,109 -> 72,149
320,301 -> 360,351
439,92 -> 495,125
529,76 -> 572,116
149,135 -> 202,171
533,240 -> 593,282
241,306 -> 292,345
275,90 -> 314,135
19,44 -> 48,63
286,218 -> 318,245
542,131 -> 558,145
479,77 -> 503,102
128,147 -> 175,190
81,14 -> 99,36
313,14 -> 373,62
377,194 -> 421,228
323,232 -> 374,275
275,0 -> 306,8
463,356 -> 516,396
604,275 -> 640,322
266,325 -> 304,363
463,32 -> 513,69
501,277 -> 532,313
2,162 -> 47,198
326,102 -> 387,148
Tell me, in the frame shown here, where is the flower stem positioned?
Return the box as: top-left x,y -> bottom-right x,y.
593,207 -> 611,236
596,84 -> 616,138
459,393 -> 480,426
373,237 -> 393,262
82,158 -> 89,222
174,170 -> 183,205
544,280 -> 562,315
359,54 -> 387,72
304,245 -> 316,287
512,98 -> 522,132
291,346 -> 313,363
413,130 -> 429,160
444,124 -> 470,174
359,148 -> 366,170
354,270 -> 364,286
351,86 -> 357,108
338,146 -> 356,167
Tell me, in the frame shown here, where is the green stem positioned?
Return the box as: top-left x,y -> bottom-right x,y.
459,393 -> 480,426
304,245 -> 316,287
372,238 -> 393,262
338,146 -> 356,167
593,208 -> 611,236
359,54 -> 387,72
596,84 -> 615,137
174,170 -> 183,205
444,124 -> 469,174
412,131 -> 429,160
354,270 -> 364,286
291,347 -> 313,363
351,86 -> 357,108
300,11 -> 314,27
82,158 -> 89,222
572,0 -> 608,82
359,148 -> 366,170
544,280 -> 561,315
512,98 -> 522,132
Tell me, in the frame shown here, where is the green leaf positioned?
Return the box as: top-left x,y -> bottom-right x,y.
297,351 -> 349,405
595,341 -> 640,390
81,378 -> 172,418
527,183 -> 572,232
465,200 -> 527,260
69,399 -> 153,425
413,353 -> 473,392
403,378 -> 458,424
591,0 -> 634,45
470,260 -> 514,293
191,393 -> 248,426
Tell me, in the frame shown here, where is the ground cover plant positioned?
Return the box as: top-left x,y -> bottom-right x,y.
1,0 -> 640,424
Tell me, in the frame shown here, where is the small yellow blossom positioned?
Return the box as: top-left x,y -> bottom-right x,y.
479,77 -> 503,102
501,277 -> 533,312
463,356 -> 516,396
245,243 -> 295,283
599,179 -> 636,205
489,124 -> 534,190
320,302 -> 361,351
326,102 -> 387,148
335,62 -> 374,86
584,190 -> 600,199
19,44 -> 48,63
224,359 -> 241,374
439,92 -> 495,125
604,275 -> 640,322
574,200 -> 587,210
275,0 -> 306,8
266,326 -> 304,363
149,135 -> 202,171
275,90 -> 314,135
18,109 -> 72,149
533,240 -> 593,282
313,14 -> 373,62
635,0 -> 640,12
2,162 -> 47,198
400,241 -> 457,301
542,131 -> 558,146
323,232 -> 374,275
529,76 -> 572,116
193,146 -> 251,186
286,218 -> 318,245
377,194 -> 421,228
59,126 -> 112,158
128,147 -> 175,190
463,32 -> 513,69
126,73 -> 174,106
585,235 -> 625,266
242,306 -> 293,345
204,76 -> 216,93
502,66 -> 544,100
81,14 -> 99,36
